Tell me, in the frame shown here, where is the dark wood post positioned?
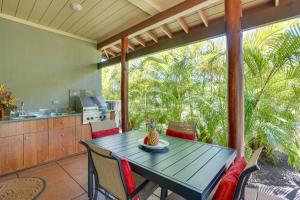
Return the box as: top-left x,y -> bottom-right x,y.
121,37 -> 129,132
225,0 -> 245,157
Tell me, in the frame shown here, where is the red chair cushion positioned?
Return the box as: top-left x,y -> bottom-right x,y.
120,158 -> 139,200
166,128 -> 196,141
92,128 -> 119,139
213,157 -> 247,200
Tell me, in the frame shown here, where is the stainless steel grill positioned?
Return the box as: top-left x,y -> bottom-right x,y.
69,90 -> 108,124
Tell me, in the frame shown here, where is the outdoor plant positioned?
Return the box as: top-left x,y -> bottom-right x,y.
0,84 -> 17,111
102,20 -> 300,169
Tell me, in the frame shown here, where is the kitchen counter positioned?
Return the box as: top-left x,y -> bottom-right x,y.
0,112 -> 82,124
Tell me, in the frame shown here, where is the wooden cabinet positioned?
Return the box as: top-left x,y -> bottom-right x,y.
0,115 -> 82,175
23,119 -> 49,168
75,116 -> 91,153
0,135 -> 23,174
76,124 -> 91,153
50,127 -> 76,159
24,131 -> 49,168
23,119 -> 48,134
0,122 -> 23,137
49,117 -> 76,160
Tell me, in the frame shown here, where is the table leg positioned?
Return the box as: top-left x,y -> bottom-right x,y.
88,153 -> 94,199
160,187 -> 168,200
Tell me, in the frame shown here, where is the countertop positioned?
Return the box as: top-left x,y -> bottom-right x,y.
0,112 -> 82,124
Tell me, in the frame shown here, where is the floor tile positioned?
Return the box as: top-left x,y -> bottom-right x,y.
18,162 -> 85,200
72,192 -> 106,200
72,193 -> 89,200
57,153 -> 88,191
147,194 -> 161,200
0,173 -> 17,183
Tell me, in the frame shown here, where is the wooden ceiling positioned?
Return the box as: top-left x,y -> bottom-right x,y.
97,0 -> 275,59
0,0 -> 184,43
0,0 -> 296,61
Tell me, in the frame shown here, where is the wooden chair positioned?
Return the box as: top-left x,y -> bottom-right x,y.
166,121 -> 197,141
90,120 -> 120,139
166,147 -> 282,200
81,141 -> 158,200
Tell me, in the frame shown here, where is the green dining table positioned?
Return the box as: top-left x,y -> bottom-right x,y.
86,130 -> 236,200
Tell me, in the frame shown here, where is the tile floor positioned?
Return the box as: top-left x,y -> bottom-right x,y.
0,153 -> 161,200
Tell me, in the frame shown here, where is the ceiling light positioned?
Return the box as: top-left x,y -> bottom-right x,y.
70,3 -> 82,12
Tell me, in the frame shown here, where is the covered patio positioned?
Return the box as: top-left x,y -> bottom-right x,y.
0,0 -> 299,199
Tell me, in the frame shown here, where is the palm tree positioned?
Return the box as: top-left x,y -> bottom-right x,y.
102,20 -> 300,168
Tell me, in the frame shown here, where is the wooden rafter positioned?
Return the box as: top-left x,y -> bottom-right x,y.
160,24 -> 173,38
106,48 -> 117,57
114,45 -> 121,51
133,36 -> 146,47
275,0 -> 280,6
178,17 -> 189,33
97,0 -> 221,49
128,42 -> 135,51
98,0 -> 300,69
147,31 -> 158,43
198,9 -> 208,27
103,49 -> 109,59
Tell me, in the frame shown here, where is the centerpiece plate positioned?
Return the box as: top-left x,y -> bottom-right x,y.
138,138 -> 169,150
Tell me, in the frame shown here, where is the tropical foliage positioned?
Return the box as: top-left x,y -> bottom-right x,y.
102,20 -> 300,168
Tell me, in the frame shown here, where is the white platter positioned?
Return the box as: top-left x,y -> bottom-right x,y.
138,138 -> 170,150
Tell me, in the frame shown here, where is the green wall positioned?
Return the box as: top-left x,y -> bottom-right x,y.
0,18 -> 101,111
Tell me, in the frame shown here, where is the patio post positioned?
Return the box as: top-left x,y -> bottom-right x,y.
121,37 -> 129,131
225,0 -> 245,157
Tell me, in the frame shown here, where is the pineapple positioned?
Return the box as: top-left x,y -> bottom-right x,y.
147,121 -> 159,145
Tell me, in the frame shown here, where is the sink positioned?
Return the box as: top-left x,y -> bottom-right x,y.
12,115 -> 38,120
50,112 -> 68,117
22,115 -> 38,119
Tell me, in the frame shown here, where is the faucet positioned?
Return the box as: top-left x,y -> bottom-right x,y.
20,101 -> 25,116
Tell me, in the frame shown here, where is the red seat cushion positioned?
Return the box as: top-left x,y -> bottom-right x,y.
213,157 -> 247,200
92,128 -> 119,139
166,128 -> 196,141
120,158 -> 139,200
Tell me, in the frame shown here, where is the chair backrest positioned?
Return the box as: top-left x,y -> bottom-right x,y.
167,121 -> 197,140
90,120 -> 117,132
233,147 -> 265,200
90,120 -> 119,139
80,141 -> 128,200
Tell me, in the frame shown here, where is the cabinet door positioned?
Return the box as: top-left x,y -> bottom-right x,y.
23,119 -> 48,134
0,135 -> 23,175
0,122 -> 23,137
51,127 -> 76,159
76,125 -> 91,153
52,117 -> 76,129
24,132 -> 49,168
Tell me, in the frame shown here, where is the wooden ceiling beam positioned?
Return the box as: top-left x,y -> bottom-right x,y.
98,0 -> 300,69
178,17 -> 189,33
160,24 -> 173,38
198,9 -> 208,27
106,48 -> 117,57
147,31 -> 158,43
97,0 -> 221,49
128,42 -> 135,50
133,36 -> 146,47
103,49 -> 109,59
